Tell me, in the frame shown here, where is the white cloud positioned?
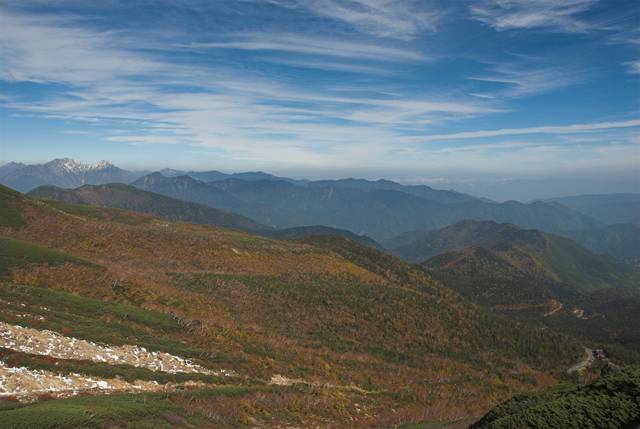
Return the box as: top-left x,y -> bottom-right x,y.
626,60 -> 640,75
469,63 -> 584,98
255,56 -> 395,75
417,119 -> 640,142
0,5 -> 493,166
268,0 -> 443,39
470,0 -> 598,32
2,2 -> 637,177
185,33 -> 426,62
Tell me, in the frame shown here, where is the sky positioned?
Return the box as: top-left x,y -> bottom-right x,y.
0,0 -> 639,200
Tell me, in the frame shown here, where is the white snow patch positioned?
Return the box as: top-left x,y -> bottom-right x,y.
0,322 -> 235,377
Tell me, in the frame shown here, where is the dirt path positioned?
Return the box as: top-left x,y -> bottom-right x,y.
544,301 -> 563,317
567,347 -> 593,374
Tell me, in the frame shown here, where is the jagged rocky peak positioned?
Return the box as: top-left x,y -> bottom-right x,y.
46,158 -> 115,173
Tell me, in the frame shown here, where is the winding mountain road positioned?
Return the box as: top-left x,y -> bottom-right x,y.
567,348 -> 593,374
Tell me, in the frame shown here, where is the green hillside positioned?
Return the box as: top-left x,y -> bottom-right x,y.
0,187 -> 592,427
423,243 -> 640,360
470,365 -> 640,429
0,237 -> 91,275
396,220 -> 639,293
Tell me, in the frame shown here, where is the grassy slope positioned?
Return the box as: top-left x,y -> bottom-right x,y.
0,236 -> 92,276
0,188 -> 589,426
0,387 -> 258,429
0,185 -> 24,228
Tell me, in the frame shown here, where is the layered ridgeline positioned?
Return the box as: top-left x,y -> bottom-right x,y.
545,194 -> 640,264
471,365 -> 640,429
131,172 -> 601,240
562,223 -> 640,266
385,219 -> 640,289
28,184 -> 381,248
405,220 -> 640,359
0,159 -> 613,241
28,184 -> 266,232
0,184 -> 587,427
546,193 -> 640,225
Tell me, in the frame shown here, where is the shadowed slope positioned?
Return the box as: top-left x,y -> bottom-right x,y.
28,183 -> 266,232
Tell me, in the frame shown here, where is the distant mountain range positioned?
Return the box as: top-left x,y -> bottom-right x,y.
546,193 -> 640,225
0,158 -> 142,192
131,172 -> 602,240
386,219 -> 640,266
2,159 -> 637,250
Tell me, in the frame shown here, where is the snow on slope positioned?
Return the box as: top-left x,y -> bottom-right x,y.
0,322 -> 235,377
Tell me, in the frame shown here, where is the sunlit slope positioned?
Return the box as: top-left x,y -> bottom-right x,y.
0,185 -> 585,424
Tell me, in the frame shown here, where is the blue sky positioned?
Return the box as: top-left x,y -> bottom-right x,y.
0,0 -> 638,199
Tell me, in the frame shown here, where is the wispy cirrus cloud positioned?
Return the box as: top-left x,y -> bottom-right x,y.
0,5 -> 490,166
470,0 -> 599,32
184,33 -> 426,62
469,63 -> 585,98
625,60 -> 640,75
267,0 -> 444,39
1,1 -> 638,181
417,119 -> 640,142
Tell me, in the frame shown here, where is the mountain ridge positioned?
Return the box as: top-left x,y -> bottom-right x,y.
133,172 -> 603,240
27,183 -> 266,232
28,183 -> 382,248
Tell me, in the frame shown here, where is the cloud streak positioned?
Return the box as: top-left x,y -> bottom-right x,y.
0,5 -> 492,166
469,63 -> 584,98
268,0 -> 443,39
1,1 -> 638,181
470,0 -> 598,32
418,119 -> 640,142
184,33 -> 426,62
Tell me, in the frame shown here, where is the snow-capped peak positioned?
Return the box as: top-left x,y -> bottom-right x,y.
92,160 -> 114,170
47,158 -> 114,173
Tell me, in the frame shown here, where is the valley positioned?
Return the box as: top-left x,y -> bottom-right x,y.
0,166 -> 638,428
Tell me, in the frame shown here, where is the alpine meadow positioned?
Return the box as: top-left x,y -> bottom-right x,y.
0,1 -> 639,428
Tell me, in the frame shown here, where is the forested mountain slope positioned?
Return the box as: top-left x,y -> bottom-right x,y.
470,365 -> 640,429
0,184 -> 588,427
390,220 -> 639,292
417,221 -> 640,361
28,183 -> 266,232
132,173 -> 602,240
